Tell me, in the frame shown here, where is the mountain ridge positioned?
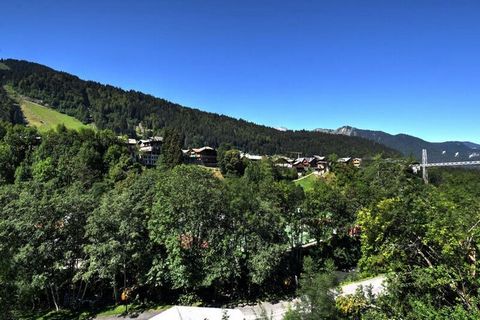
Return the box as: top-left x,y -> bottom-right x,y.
314,126 -> 479,162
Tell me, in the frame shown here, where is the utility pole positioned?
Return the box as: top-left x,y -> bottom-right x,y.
422,149 -> 428,184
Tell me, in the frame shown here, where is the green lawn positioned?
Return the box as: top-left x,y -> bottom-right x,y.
294,173 -> 319,191
3,84 -> 90,132
95,304 -> 169,317
20,99 -> 90,132
0,62 -> 10,70
95,305 -> 132,317
23,304 -> 169,320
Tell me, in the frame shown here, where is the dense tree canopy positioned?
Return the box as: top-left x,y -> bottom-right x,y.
0,122 -> 478,319
0,86 -> 22,124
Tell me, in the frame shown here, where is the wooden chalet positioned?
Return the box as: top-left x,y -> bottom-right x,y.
293,157 -> 314,172
129,136 -> 163,166
313,155 -> 329,173
183,146 -> 218,167
337,157 -> 362,167
293,156 -> 329,173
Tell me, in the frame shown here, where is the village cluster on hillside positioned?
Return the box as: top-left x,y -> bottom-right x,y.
124,136 -> 362,176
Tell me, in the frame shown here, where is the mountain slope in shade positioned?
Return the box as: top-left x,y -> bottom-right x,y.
462,141 -> 480,150
315,126 -> 479,162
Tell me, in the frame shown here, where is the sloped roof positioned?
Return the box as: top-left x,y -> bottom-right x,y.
293,158 -> 305,165
191,146 -> 215,153
273,156 -> 293,163
151,136 -> 164,142
240,152 -> 263,160
313,155 -> 327,161
139,146 -> 154,152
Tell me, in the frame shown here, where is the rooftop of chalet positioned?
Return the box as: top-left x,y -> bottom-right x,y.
240,152 -> 263,161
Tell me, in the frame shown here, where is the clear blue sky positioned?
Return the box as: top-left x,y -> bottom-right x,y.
1,0 -> 479,143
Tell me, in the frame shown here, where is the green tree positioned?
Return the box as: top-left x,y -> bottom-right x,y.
83,170 -> 158,303
219,149 -> 245,176
159,128 -> 183,169
148,165 -> 236,300
303,180 -> 359,269
225,177 -> 288,292
0,143 -> 14,183
357,182 -> 480,317
31,157 -> 55,182
0,182 -> 97,311
285,257 -> 338,320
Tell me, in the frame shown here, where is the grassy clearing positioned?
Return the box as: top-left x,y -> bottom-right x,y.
95,305 -> 131,317
294,172 -> 319,191
24,304 -> 169,319
0,62 -> 10,70
4,84 -> 90,132
14,309 -> 89,320
20,100 -> 89,132
95,304 -> 169,317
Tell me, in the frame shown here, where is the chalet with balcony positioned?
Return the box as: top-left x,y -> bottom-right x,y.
183,146 -> 218,167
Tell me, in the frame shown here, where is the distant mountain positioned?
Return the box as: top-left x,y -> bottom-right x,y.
463,141 -> 480,150
314,126 -> 479,162
0,59 -> 399,158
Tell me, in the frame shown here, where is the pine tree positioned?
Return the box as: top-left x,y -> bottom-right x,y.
160,128 -> 183,169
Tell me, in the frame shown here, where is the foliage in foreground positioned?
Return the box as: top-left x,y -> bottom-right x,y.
1,122 -> 479,320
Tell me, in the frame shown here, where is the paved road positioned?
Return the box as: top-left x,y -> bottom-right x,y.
95,276 -> 386,320
338,275 -> 386,297
237,300 -> 297,320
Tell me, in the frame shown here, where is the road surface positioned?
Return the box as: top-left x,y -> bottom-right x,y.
338,275 -> 386,297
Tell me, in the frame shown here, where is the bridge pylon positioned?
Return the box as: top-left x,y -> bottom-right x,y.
418,149 -> 480,184
422,149 -> 428,184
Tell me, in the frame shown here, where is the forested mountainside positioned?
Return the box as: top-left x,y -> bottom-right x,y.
0,84 -> 22,124
0,59 -> 399,157
316,125 -> 479,162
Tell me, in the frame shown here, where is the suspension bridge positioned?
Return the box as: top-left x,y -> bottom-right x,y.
413,149 -> 480,183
